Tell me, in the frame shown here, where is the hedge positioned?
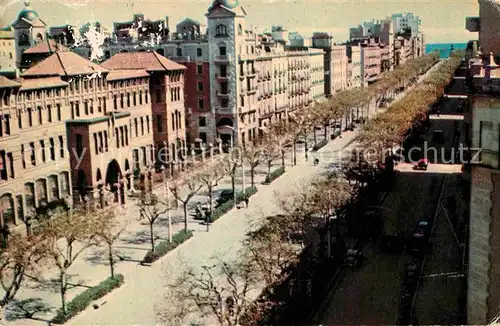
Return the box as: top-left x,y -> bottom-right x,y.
211,186 -> 258,222
51,274 -> 125,324
143,229 -> 193,264
264,167 -> 285,184
312,139 -> 328,152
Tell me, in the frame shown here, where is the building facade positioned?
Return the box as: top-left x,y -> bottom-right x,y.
360,44 -> 381,85
332,45 -> 348,93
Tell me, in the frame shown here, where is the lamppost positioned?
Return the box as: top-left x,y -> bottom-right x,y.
160,165 -> 173,242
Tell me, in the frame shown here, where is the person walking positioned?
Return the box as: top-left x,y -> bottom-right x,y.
244,194 -> 249,208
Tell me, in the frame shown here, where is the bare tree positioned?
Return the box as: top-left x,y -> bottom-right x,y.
260,140 -> 280,179
38,208 -> 100,315
197,160 -> 225,231
267,120 -> 291,171
138,191 -> 173,251
169,171 -> 204,232
163,260 -> 258,326
95,209 -> 126,278
220,151 -> 240,196
242,143 -> 262,187
0,233 -> 48,322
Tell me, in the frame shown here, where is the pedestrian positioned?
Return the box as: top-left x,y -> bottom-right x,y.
244,194 -> 249,208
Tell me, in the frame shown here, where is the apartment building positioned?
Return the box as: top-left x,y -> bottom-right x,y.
360,44 -> 381,85
0,27 -> 17,78
347,44 -> 362,88
101,52 -> 187,169
465,0 -> 500,323
332,45 -> 348,93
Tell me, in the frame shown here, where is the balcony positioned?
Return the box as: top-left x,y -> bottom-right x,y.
216,73 -> 229,81
247,86 -> 258,94
214,55 -> 231,64
217,91 -> 230,98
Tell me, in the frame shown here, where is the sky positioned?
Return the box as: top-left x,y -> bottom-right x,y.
0,0 -> 480,43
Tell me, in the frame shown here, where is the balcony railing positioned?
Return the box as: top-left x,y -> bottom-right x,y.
214,55 -> 231,63
216,91 -> 230,97
216,73 -> 229,80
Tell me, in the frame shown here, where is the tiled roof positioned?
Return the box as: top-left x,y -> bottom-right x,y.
0,76 -> 20,88
106,69 -> 150,81
23,39 -> 70,54
18,77 -> 68,91
101,52 -> 186,72
22,51 -> 108,77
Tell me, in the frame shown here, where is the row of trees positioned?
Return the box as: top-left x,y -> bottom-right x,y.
157,52 -> 464,326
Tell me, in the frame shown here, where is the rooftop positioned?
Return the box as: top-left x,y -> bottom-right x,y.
0,76 -> 20,89
101,51 -> 186,72
106,69 -> 150,81
18,77 -> 68,91
23,39 -> 70,54
22,51 -> 108,77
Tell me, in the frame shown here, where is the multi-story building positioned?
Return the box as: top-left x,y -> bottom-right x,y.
0,71 -> 72,227
464,1 -> 500,323
360,44 -> 381,85
101,52 -> 187,168
49,24 -> 78,46
311,32 -> 333,96
391,12 -> 421,36
332,45 -> 348,93
0,27 -> 18,78
21,39 -> 69,69
347,44 -> 362,88
112,13 -> 169,44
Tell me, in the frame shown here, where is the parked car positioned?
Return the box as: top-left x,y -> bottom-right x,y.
346,249 -> 363,267
413,158 -> 429,171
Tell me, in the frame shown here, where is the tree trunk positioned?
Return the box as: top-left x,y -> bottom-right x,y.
323,124 -> 328,140
305,138 -> 309,161
149,222 -> 155,252
0,305 -> 6,325
108,243 -> 115,278
183,203 -> 188,231
250,166 -> 255,187
231,176 -> 235,196
313,129 -> 317,145
267,161 -> 272,177
207,187 -> 212,232
281,150 -> 285,171
293,141 -> 297,166
60,270 -> 67,315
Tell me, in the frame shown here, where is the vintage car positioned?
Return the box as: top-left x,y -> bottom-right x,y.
413,158 -> 429,171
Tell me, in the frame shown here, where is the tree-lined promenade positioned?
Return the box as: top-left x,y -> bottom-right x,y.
0,52 -> 462,325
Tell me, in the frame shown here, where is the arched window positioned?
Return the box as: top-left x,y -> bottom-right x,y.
238,24 -> 242,35
215,24 -> 227,36
35,33 -> 43,43
19,33 -> 29,46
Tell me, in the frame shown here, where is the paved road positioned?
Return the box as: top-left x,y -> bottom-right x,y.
313,65 -> 467,325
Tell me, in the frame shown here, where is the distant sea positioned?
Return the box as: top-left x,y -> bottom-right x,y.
425,43 -> 467,59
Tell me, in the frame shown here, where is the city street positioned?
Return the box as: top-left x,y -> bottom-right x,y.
2,63 -> 439,325
311,68 -> 467,325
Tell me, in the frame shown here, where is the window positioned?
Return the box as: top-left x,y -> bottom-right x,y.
40,140 -> 45,163
120,94 -> 124,108
198,99 -> 204,109
120,126 -> 125,147
90,101 -> 94,114
145,91 -> 148,104
156,89 -> 162,102
84,101 -> 89,115
127,93 -> 130,107
0,151 -> 6,180
29,142 -> 36,166
28,108 -> 33,126
124,127 -> 128,145
94,133 -> 98,154
49,138 -> 55,160
57,104 -> 62,121
219,46 -> 227,56
220,65 -> 227,77
197,48 -> 202,57
238,24 -> 242,35
197,82 -> 203,91
141,117 -> 144,135
113,95 -> 117,110
199,116 -> 206,127
197,65 -> 203,74
99,132 -> 103,152
76,134 -> 83,156
7,153 -> 13,178
216,24 -> 227,36
135,118 -> 138,136
221,82 -> 228,94
46,105 -> 52,123
177,48 -> 182,56
21,145 -> 25,169
115,128 -> 120,148
221,99 -> 228,108
59,136 -> 64,158
157,115 -> 163,132
139,91 -> 143,105
37,106 -> 42,125
171,113 -> 175,130
146,116 -> 150,134
133,93 -> 137,106
75,102 -> 80,117
199,132 -> 207,144
104,131 -> 108,152
3,115 -> 9,136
